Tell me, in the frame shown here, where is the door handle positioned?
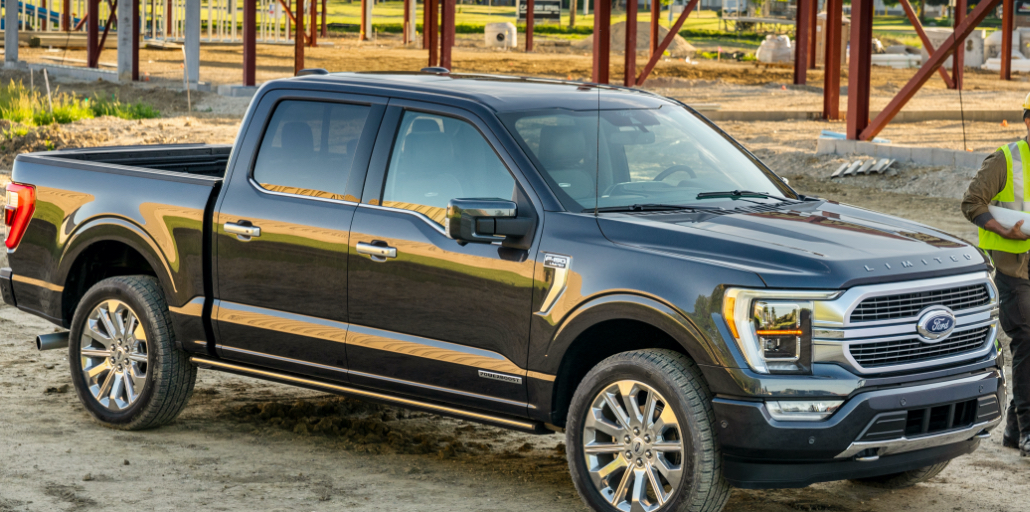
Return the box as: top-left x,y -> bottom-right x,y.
357,241 -> 397,262
224,222 -> 261,241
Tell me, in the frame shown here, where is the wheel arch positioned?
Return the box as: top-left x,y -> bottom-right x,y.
544,294 -> 721,427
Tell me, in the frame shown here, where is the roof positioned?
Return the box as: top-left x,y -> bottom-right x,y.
290,72 -> 672,112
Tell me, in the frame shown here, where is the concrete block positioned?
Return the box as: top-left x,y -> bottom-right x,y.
216,84 -> 259,98
855,141 -> 875,156
836,139 -> 857,155
958,151 -> 991,169
931,148 -> 956,167
27,62 -> 116,82
890,145 -> 913,163
873,143 -> 893,159
910,146 -> 933,165
816,138 -> 836,155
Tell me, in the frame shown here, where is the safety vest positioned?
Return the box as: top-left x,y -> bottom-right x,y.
979,139 -> 1030,254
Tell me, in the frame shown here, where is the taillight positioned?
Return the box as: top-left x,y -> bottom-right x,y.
5,183 -> 35,251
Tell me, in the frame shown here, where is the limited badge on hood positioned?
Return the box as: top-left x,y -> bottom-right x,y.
916,308 -> 956,342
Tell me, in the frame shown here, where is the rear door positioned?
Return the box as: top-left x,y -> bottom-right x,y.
213,90 -> 385,381
346,101 -> 540,416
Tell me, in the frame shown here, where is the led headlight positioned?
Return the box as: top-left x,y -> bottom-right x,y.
722,288 -> 840,374
766,400 -> 844,421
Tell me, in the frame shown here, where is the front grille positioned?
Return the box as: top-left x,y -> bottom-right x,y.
904,399 -> 978,437
850,284 -> 990,323
848,325 -> 991,368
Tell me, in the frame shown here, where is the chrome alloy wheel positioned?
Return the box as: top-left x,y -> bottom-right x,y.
79,299 -> 149,411
583,380 -> 684,512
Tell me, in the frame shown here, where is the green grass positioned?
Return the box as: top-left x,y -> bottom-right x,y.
87,96 -> 162,120
0,81 -> 160,128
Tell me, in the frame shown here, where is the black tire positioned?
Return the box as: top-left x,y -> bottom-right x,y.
850,461 -> 951,489
566,349 -> 730,512
69,276 -> 196,430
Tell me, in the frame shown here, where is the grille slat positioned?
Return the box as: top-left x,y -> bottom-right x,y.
850,284 -> 990,322
848,326 -> 991,368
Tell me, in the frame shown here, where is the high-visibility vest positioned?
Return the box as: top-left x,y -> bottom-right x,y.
979,139 -> 1030,254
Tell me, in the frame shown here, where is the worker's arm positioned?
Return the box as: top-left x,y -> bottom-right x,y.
961,151 -> 1028,240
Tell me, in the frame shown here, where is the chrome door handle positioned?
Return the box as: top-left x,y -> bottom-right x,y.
357,241 -> 397,262
224,222 -> 261,240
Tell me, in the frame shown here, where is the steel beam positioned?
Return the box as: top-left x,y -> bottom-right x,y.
184,0 -> 199,86
294,0 -> 304,74
1002,0 -> 1013,80
360,0 -> 371,41
244,0 -> 255,86
860,0 -> 1002,140
624,0 -> 636,87
321,0 -> 327,37
132,0 -> 140,80
650,0 -> 658,57
526,0 -> 535,52
846,0 -> 873,139
635,0 -> 696,86
952,0 -> 965,89
423,0 -> 429,49
87,0 -> 100,67
592,0 -> 610,83
793,0 -> 810,85
165,0 -> 171,35
807,0 -> 817,68
403,0 -> 411,44
310,0 -> 317,46
899,0 -> 953,88
427,0 -> 438,66
62,0 -> 70,30
822,0 -> 843,120
41,0 -> 48,30
441,0 -> 454,69
97,0 -> 118,60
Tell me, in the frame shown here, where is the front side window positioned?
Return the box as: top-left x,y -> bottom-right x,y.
382,111 -> 516,225
501,106 -> 793,211
253,100 -> 371,201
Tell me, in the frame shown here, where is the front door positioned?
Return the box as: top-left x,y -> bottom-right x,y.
347,104 -> 538,415
214,92 -> 384,381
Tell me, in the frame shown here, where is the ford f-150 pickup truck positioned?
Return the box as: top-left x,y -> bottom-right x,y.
2,71 -> 1005,512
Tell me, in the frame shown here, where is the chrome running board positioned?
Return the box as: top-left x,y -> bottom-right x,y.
190,356 -> 545,433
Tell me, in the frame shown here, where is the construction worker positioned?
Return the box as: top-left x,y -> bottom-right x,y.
961,92 -> 1030,455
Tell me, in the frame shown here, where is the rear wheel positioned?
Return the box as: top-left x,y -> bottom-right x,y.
69,276 -> 196,430
566,349 -> 730,512
850,461 -> 951,489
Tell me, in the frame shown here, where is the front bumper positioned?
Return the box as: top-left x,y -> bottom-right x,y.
713,367 -> 1004,488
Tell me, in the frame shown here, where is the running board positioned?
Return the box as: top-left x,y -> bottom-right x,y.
190,356 -> 546,433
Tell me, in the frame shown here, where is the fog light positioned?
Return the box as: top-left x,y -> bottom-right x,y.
766,400 -> 844,422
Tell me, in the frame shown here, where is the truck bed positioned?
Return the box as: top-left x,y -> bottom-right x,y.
21,144 -> 232,179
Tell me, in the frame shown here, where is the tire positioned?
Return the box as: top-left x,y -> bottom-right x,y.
68,275 -> 197,430
566,349 -> 730,512
849,461 -> 951,489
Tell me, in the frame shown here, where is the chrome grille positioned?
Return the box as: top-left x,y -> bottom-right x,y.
848,326 -> 991,369
850,284 -> 991,323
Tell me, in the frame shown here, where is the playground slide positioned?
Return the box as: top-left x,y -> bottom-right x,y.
0,0 -> 83,29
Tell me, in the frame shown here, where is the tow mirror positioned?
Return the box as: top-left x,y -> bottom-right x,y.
445,198 -> 532,245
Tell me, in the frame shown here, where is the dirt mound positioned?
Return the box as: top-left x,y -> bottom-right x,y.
573,21 -> 696,57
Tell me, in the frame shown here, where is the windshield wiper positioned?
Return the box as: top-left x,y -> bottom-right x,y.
695,190 -> 794,201
588,203 -> 724,213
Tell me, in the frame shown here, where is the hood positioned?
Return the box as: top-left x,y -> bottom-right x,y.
596,199 -> 988,289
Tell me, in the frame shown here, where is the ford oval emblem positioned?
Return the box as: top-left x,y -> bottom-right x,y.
916,309 -> 956,342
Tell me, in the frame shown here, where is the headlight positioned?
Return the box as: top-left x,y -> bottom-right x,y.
766,400 -> 844,421
722,288 -> 840,374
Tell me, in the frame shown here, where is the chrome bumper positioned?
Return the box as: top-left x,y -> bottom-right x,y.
835,415 -> 1001,460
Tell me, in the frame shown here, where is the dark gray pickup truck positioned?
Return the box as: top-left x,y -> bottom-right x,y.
2,71 -> 1004,512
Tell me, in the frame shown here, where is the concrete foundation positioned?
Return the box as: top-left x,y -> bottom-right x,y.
26,63 -> 117,82
817,137 -> 991,169
216,84 -> 259,98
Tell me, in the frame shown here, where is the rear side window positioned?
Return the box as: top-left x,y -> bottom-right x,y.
252,100 -> 371,201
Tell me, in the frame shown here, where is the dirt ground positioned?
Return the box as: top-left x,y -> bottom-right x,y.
2,68 -> 1030,510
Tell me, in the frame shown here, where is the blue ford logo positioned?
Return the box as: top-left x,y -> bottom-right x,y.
916,309 -> 956,342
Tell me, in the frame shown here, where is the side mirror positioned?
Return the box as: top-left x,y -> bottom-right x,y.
445,198 -> 532,245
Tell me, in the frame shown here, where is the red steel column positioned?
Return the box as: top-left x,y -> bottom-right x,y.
87,0 -> 100,67
624,0 -> 636,86
295,0 -> 305,74
62,0 -> 70,30
822,0 -> 842,120
321,0 -> 326,37
427,0 -> 438,66
526,0 -> 534,52
793,0 -> 810,85
1002,0 -> 1013,80
360,0 -> 368,41
166,0 -> 171,35
132,0 -> 139,80
952,0 -> 964,89
423,0 -> 429,49
403,0 -> 411,44
244,0 -> 256,86
42,0 -> 48,30
440,0 -> 453,68
807,0 -> 817,68
899,0 -> 954,87
650,0 -> 658,57
592,0 -> 610,83
847,0 -> 873,139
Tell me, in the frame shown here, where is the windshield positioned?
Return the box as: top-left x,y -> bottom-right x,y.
500,106 -> 794,211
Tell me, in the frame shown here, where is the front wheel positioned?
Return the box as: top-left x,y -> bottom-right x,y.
69,276 -> 197,430
566,349 -> 730,512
